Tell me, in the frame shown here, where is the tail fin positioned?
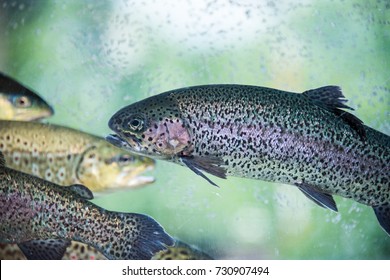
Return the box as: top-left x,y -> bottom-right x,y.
373,204 -> 390,236
96,213 -> 174,260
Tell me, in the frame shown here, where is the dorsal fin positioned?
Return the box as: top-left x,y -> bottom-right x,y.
303,86 -> 366,140
0,151 -> 5,166
69,184 -> 94,200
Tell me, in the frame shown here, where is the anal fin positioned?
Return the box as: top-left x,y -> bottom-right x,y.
296,182 -> 338,212
373,204 -> 390,236
18,239 -> 71,260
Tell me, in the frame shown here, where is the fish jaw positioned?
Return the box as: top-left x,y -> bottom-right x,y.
12,105 -> 54,121
106,133 -> 142,152
114,163 -> 155,186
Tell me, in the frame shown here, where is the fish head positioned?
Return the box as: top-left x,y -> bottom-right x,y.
107,93 -> 192,160
75,141 -> 155,192
0,72 -> 54,121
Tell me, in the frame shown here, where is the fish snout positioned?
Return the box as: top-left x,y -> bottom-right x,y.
108,114 -> 118,131
106,134 -> 127,148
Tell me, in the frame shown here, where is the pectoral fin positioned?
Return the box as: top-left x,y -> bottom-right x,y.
296,182 -> 338,212
18,239 -> 71,260
180,155 -> 227,187
373,204 -> 390,236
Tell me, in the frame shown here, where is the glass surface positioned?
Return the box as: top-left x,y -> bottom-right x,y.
0,0 -> 389,259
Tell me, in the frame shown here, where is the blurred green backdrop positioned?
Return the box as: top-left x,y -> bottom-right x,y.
0,0 -> 389,259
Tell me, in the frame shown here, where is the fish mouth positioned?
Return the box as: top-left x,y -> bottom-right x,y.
117,174 -> 155,188
106,133 -> 141,152
13,106 -> 53,121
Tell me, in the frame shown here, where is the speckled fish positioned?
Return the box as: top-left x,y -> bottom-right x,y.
0,242 -> 105,260
0,72 -> 54,121
1,238 -> 212,260
107,84 -> 390,235
0,152 -> 173,260
0,120 -> 155,192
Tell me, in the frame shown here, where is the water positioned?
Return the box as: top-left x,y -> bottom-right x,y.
0,0 -> 389,259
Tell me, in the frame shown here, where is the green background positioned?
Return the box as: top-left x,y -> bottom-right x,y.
0,0 -> 389,259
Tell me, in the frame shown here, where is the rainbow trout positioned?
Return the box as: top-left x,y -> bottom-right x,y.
0,120 -> 155,192
0,72 -> 53,121
1,239 -> 212,260
0,152 -> 173,260
107,84 -> 390,235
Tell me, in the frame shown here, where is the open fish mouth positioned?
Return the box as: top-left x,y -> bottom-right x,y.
123,175 -> 155,188
106,133 -> 140,151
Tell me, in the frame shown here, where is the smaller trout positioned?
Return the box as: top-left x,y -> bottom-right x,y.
0,72 -> 54,121
0,152 -> 173,260
0,120 -> 155,192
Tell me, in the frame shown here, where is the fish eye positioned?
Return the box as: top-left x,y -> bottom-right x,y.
118,155 -> 134,163
12,95 -> 32,108
126,114 -> 146,133
105,154 -> 134,165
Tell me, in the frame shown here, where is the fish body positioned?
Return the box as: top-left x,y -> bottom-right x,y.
0,152 -> 173,259
0,120 -> 155,192
0,72 -> 54,121
1,239 -> 212,260
108,84 -> 390,234
0,242 -> 105,260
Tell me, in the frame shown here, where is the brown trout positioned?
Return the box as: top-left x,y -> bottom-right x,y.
0,120 -> 155,192
152,240 -> 212,260
107,84 -> 390,235
0,151 -> 173,260
0,72 -> 54,121
1,239 -> 212,260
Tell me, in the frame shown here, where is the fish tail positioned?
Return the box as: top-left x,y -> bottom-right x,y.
373,204 -> 390,236
95,212 -> 174,260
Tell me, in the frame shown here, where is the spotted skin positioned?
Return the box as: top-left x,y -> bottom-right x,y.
0,242 -> 106,260
0,120 -> 155,192
1,239 -> 212,260
0,72 -> 54,121
108,84 -> 390,233
0,160 -> 174,260
152,240 -> 212,260
0,120 -> 155,260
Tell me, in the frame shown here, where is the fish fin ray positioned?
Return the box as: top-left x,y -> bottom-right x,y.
180,156 -> 227,187
69,184 -> 94,200
303,86 -> 366,140
18,239 -> 71,260
373,204 -> 390,236
101,213 -> 174,260
296,182 -> 338,212
0,151 -> 5,166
